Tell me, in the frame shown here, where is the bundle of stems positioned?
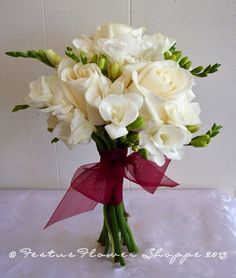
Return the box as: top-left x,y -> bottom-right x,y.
97,201 -> 139,266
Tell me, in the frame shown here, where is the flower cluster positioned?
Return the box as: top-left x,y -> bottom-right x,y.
7,23 -> 221,166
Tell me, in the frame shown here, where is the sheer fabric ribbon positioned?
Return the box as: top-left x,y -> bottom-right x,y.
45,148 -> 178,229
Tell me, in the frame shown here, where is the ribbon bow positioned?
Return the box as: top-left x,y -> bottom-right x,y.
45,148 -> 178,229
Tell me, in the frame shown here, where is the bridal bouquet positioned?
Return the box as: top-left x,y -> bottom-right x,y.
6,23 -> 222,266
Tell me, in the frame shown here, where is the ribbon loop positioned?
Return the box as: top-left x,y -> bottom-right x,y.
44,148 -> 178,229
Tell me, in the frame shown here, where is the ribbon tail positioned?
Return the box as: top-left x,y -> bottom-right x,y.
159,174 -> 179,188
44,187 -> 98,229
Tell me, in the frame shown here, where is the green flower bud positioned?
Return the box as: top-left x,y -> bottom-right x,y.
127,133 -> 140,143
183,61 -> 192,69
170,54 -> 177,61
190,135 -> 210,147
47,127 -> 53,133
127,117 -> 145,130
179,57 -> 189,67
186,125 -> 200,133
172,51 -> 182,61
98,57 -> 107,71
164,51 -> 172,60
119,135 -> 127,143
132,146 -> 139,152
91,54 -> 98,64
138,148 -> 148,159
191,66 -> 204,74
46,49 -> 61,66
111,62 -> 121,81
80,51 -> 87,64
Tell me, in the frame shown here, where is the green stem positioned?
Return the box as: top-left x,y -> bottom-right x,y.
103,205 -> 115,262
124,221 -> 139,253
109,206 -> 126,266
103,225 -> 110,254
115,204 -> 133,252
98,202 -> 139,266
97,223 -> 106,246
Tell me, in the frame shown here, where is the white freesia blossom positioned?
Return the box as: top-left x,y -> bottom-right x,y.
73,35 -> 94,54
57,58 -> 111,125
72,23 -> 175,64
164,102 -> 201,126
53,108 -> 94,148
92,23 -> 145,63
140,33 -> 176,61
26,75 -> 76,115
99,93 -> 143,139
140,121 -> 192,166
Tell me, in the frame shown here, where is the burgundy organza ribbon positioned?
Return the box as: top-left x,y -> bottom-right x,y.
45,148 -> 178,229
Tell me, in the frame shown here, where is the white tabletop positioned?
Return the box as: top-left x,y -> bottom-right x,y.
0,189 -> 236,278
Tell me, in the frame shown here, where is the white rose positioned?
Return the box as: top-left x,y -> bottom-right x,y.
125,60 -> 195,122
99,93 -> 143,139
140,121 -> 192,166
27,75 -> 76,115
164,102 -> 201,126
53,108 -> 94,148
58,58 -> 111,125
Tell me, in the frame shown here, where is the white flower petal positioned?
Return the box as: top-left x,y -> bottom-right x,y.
124,93 -> 143,109
105,124 -> 128,139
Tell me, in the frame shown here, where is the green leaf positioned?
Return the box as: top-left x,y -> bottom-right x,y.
12,104 -> 30,112
51,138 -> 59,144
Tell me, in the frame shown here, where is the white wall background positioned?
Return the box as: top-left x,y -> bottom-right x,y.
0,0 -> 236,195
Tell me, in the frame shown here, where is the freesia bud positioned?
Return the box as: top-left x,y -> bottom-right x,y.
127,117 -> 144,130
91,54 -> 98,64
183,61 -> 192,69
138,148 -> 148,159
98,57 -> 107,72
179,57 -> 189,67
80,51 -> 87,64
190,135 -> 210,147
111,62 -> 121,81
186,125 -> 200,133
46,49 -> 61,66
172,51 -> 182,61
127,133 -> 140,143
164,51 -> 171,60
